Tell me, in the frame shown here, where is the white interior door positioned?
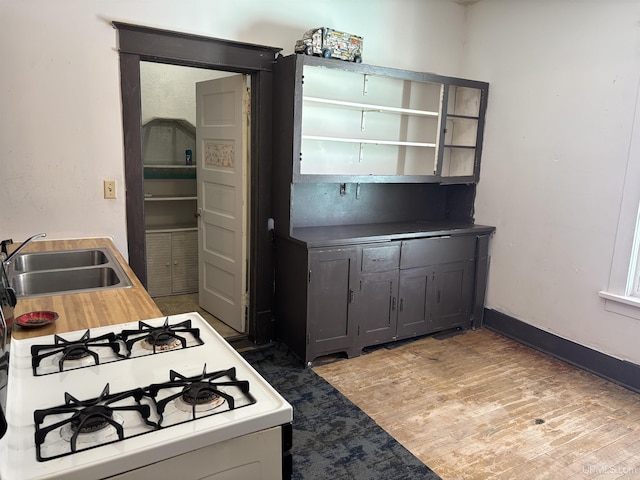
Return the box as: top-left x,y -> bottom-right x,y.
196,74 -> 249,333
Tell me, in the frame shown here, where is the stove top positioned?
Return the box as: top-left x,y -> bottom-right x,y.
0,313 -> 292,480
30,317 -> 205,376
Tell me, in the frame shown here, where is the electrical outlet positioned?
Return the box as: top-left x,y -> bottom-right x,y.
104,180 -> 116,199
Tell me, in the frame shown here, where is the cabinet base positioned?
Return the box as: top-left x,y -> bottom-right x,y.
304,326 -> 469,367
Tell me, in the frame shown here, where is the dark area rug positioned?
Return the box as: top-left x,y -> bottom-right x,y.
241,343 -> 441,480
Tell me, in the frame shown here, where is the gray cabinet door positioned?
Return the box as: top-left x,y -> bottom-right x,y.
359,270 -> 399,346
396,259 -> 475,338
432,259 -> 474,331
397,266 -> 435,339
307,248 -> 359,360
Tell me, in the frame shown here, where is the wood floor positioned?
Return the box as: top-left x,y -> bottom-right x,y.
313,328 -> 640,479
152,293 -> 240,339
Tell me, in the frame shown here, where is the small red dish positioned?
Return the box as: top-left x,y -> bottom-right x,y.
15,311 -> 59,328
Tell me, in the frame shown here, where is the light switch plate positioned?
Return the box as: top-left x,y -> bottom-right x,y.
104,180 -> 116,199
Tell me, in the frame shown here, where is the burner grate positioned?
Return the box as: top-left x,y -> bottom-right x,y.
147,365 -> 256,427
29,318 -> 205,376
30,331 -> 124,376
119,317 -> 204,356
32,365 -> 256,462
33,384 -> 156,461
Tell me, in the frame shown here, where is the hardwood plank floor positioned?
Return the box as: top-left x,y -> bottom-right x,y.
313,329 -> 640,479
152,293 -> 240,338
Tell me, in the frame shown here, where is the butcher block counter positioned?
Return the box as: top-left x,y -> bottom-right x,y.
9,237 -> 162,340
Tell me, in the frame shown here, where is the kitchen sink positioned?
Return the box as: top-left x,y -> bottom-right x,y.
12,249 -> 108,272
7,248 -> 132,298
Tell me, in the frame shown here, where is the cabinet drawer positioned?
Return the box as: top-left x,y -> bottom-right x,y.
400,236 -> 476,269
361,244 -> 400,272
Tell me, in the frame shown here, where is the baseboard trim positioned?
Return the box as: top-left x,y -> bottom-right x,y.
483,308 -> 640,394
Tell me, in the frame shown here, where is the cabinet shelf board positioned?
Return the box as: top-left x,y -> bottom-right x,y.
303,135 -> 437,148
303,96 -> 439,117
143,165 -> 196,180
144,195 -> 198,201
143,164 -> 196,168
145,225 -> 198,233
300,54 -> 455,85
292,174 -> 439,184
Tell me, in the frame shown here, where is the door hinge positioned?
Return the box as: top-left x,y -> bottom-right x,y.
242,291 -> 250,307
306,333 -> 310,345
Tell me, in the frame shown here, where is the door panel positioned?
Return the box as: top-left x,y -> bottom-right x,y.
308,248 -> 357,356
359,271 -> 398,346
397,266 -> 434,338
433,260 -> 474,330
146,233 -> 172,297
196,74 -> 249,332
171,231 -> 199,294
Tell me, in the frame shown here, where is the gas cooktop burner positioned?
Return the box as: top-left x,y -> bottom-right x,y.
29,318 -> 205,376
30,331 -> 124,376
119,318 -> 204,356
33,384 -> 156,461
181,381 -> 225,406
32,365 -> 257,461
148,365 -> 256,427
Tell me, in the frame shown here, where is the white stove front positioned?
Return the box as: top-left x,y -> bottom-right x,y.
0,313 -> 292,480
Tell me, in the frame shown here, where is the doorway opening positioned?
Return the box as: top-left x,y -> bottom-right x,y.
140,64 -> 249,335
114,22 -> 281,344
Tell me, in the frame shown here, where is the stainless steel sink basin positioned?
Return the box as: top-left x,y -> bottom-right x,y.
12,249 -> 108,272
7,248 -> 132,298
12,267 -> 127,297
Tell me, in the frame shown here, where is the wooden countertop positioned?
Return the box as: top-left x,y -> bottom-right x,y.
9,238 -> 162,340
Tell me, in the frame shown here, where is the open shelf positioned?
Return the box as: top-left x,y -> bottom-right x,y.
144,194 -> 198,201
303,96 -> 439,118
302,135 -> 437,148
145,225 -> 198,233
143,165 -> 196,180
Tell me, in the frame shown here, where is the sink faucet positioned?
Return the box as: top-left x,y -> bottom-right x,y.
1,233 -> 47,267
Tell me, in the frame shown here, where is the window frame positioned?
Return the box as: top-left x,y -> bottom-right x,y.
599,77 -> 640,318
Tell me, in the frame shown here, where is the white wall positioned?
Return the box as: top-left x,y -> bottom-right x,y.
0,0 -> 465,257
141,63 -> 232,126
465,1 -> 640,364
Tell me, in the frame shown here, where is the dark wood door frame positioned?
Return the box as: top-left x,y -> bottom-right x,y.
113,22 -> 281,344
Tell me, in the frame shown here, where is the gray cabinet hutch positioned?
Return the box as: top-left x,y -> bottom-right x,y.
272,53 -> 495,365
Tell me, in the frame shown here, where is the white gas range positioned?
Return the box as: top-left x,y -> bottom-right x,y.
0,313 -> 293,480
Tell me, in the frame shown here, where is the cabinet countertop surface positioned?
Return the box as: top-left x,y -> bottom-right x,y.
9,238 -> 162,341
286,221 -> 496,248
